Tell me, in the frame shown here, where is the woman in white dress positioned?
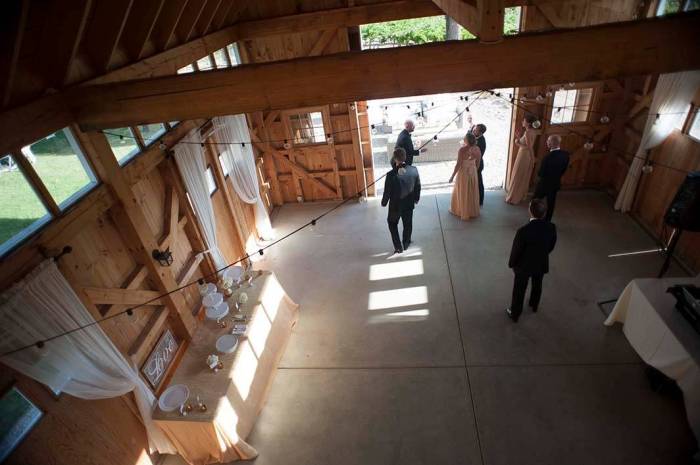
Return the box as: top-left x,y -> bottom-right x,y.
505,114 -> 538,205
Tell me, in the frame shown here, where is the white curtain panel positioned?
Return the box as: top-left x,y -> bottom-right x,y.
214,114 -> 274,240
615,70 -> 700,212
174,130 -> 227,270
0,260 -> 175,454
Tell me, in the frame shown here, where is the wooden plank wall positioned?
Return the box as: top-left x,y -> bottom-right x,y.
507,1 -> 640,190
1,119 -> 255,464
237,1 -> 371,204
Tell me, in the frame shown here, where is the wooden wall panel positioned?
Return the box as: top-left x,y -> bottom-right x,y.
633,131 -> 700,272
1,369 -> 153,465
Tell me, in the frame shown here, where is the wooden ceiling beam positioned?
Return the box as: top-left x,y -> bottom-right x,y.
82,0 -> 135,73
209,0 -> 236,33
70,13 -> 700,130
195,0 -> 224,37
234,1 -> 443,40
121,0 -> 167,60
150,0 -> 189,51
175,0 -> 208,44
0,0 -> 30,107
432,0 -> 505,42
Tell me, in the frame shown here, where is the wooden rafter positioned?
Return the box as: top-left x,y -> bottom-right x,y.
195,0 -> 224,37
121,0 -> 167,60
84,287 -> 164,306
175,0 -> 208,44
233,1 -> 442,40
82,0 -> 135,73
309,30 -> 338,57
70,13 -> 700,129
150,0 -> 189,51
0,0 -> 29,107
208,0 -> 235,34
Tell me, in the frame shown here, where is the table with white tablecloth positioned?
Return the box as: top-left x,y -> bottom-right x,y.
605,276 -> 700,446
153,271 -> 299,465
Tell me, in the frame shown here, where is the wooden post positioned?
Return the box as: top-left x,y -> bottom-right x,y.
77,129 -> 196,339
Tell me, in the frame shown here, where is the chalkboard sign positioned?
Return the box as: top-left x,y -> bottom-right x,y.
141,329 -> 179,389
0,386 -> 43,462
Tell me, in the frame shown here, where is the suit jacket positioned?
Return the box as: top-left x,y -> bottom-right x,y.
381,165 -> 421,217
468,129 -> 486,172
508,219 -> 557,275
536,149 -> 570,193
395,129 -> 420,165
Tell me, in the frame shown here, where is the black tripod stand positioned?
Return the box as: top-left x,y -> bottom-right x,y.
657,228 -> 682,278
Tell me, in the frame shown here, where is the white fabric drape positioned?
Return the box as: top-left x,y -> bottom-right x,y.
174,130 -> 227,270
214,114 -> 273,240
615,71 -> 700,212
0,260 -> 175,454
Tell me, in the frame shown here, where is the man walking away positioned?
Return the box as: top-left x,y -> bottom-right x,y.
381,148 -> 421,253
395,119 -> 427,166
506,199 -> 557,323
468,119 -> 487,206
534,135 -> 570,221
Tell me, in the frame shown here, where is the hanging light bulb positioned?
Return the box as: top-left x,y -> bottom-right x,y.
535,94 -> 545,103
309,218 -> 317,232
568,82 -> 575,88
327,135 -> 334,144
432,135 -> 439,145
532,120 -> 542,129
283,140 -> 291,150
158,141 -> 166,150
600,115 -> 611,124
349,103 -> 355,110
519,96 -> 527,103
545,90 -> 553,98
642,164 -> 654,174
583,140 -> 594,151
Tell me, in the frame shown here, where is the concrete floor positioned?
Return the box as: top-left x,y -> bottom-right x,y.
239,190 -> 697,464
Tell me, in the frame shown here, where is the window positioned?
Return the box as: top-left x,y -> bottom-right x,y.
137,123 -> 166,146
213,48 -> 229,69
684,0 -> 700,11
226,43 -> 241,66
105,127 -> 140,165
0,154 -> 52,256
289,111 -> 326,145
196,56 -> 214,72
206,166 -> 217,195
504,7 -> 522,35
687,108 -> 700,141
654,0 -> 698,14
550,87 -> 594,124
219,153 -> 232,177
24,128 -> 98,209
177,64 -> 194,74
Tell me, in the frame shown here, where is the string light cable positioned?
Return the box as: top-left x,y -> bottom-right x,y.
1,91 -> 486,358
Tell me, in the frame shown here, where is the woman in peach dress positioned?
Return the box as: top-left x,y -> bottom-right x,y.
449,133 -> 482,220
505,114 -> 538,204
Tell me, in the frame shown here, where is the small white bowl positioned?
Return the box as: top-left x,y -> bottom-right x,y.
205,301 -> 229,320
202,292 -> 223,308
216,334 -> 239,354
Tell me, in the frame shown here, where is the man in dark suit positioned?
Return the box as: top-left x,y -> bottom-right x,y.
468,119 -> 487,205
534,134 -> 570,222
394,120 -> 426,166
381,147 -> 421,253
506,199 -> 557,323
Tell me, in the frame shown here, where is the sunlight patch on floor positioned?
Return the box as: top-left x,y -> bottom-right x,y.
368,286 -> 428,310
369,259 -> 424,281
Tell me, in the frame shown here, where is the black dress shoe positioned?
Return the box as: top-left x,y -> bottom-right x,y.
506,308 -> 518,322
530,305 -> 538,313
394,248 -> 403,254
402,240 -> 411,250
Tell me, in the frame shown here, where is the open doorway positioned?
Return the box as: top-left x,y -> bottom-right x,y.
368,90 -> 514,194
